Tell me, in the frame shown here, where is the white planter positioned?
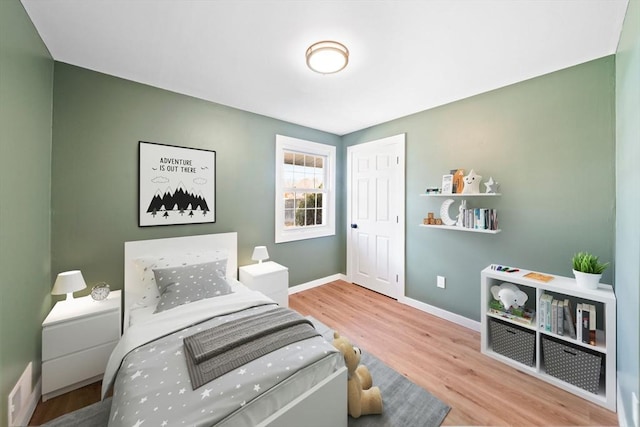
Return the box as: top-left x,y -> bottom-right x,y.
573,270 -> 602,290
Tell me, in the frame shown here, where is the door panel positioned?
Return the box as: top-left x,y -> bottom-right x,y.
347,134 -> 405,299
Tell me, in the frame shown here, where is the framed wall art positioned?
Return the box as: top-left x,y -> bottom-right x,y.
139,141 -> 216,226
441,174 -> 453,194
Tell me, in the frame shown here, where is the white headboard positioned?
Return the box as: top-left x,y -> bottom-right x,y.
123,232 -> 238,329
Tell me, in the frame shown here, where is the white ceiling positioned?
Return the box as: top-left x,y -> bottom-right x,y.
21,0 -> 629,136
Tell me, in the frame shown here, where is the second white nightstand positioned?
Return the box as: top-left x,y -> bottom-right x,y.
42,290 -> 121,401
239,261 -> 289,307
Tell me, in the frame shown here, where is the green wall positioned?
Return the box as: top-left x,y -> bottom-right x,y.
0,1 -> 53,425
51,63 -> 344,295
0,2 -> 630,424
615,0 -> 640,424
343,57 -> 616,321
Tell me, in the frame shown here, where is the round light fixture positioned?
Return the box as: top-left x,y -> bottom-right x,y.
306,41 -> 349,74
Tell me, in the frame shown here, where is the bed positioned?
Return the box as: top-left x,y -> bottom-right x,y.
101,232 -> 347,427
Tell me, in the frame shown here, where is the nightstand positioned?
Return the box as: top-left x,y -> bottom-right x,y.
42,290 -> 121,401
239,262 -> 289,307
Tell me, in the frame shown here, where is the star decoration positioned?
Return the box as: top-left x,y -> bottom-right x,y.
161,422 -> 168,427
131,370 -> 142,380
179,388 -> 186,394
201,388 -> 212,399
238,368 -> 247,375
484,177 -> 500,194
132,420 -> 144,427
253,384 -> 261,392
149,346 -> 156,352
139,396 -> 147,404
174,350 -> 182,356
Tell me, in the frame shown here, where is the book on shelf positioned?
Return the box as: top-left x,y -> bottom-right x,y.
551,299 -> 558,334
589,304 -> 597,346
488,299 -> 535,325
563,299 -> 577,339
557,299 -> 564,336
539,293 -> 553,332
579,303 -> 590,344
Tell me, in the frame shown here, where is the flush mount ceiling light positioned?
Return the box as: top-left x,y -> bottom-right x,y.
306,41 -> 349,74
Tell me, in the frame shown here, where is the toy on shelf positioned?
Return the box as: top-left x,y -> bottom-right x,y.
461,169 -> 482,194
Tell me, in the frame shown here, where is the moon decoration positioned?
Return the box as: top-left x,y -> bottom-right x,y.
439,199 -> 457,226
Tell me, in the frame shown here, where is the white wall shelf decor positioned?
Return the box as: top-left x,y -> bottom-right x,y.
420,192 -> 501,233
480,266 -> 616,411
418,224 -> 501,234
420,193 -> 502,197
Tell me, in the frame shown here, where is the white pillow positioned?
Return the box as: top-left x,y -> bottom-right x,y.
132,250 -> 229,307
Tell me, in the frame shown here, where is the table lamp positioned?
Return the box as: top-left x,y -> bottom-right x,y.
251,246 -> 269,264
52,270 -> 87,301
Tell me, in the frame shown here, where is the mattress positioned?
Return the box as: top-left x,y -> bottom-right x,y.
104,285 -> 342,427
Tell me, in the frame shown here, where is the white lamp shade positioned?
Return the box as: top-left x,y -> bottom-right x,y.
251,246 -> 269,263
52,270 -> 87,298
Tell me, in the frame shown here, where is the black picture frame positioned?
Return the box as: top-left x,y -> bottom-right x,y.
138,141 -> 216,227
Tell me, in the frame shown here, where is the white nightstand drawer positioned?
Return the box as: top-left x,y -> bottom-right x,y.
42,340 -> 117,395
248,271 -> 288,294
43,310 -> 120,360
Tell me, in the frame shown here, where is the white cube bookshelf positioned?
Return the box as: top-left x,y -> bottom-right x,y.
480,266 -> 616,411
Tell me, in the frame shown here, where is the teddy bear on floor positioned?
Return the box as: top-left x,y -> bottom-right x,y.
333,332 -> 383,418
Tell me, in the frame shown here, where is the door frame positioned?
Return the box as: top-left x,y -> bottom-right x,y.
346,134 -> 406,298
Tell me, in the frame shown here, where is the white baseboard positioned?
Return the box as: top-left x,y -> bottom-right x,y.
288,274 -> 347,295
617,381 -> 639,427
399,296 -> 481,332
12,377 -> 40,427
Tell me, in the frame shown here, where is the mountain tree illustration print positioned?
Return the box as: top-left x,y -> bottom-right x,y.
139,141 -> 216,226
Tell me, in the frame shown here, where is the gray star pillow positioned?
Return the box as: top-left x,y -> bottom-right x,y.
152,259 -> 232,314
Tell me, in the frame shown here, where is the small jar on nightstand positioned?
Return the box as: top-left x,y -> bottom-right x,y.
239,262 -> 289,307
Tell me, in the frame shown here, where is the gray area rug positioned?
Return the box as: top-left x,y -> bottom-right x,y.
42,318 -> 450,427
40,397 -> 111,427
310,316 -> 450,427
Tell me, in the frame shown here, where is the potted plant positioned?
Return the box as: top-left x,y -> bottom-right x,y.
572,251 -> 609,289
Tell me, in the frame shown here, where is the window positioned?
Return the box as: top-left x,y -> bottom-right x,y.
275,135 -> 336,243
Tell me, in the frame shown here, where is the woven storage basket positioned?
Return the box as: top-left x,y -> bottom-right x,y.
542,336 -> 602,394
489,318 -> 535,367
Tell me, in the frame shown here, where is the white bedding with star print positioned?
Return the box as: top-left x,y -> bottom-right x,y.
103,288 -> 341,427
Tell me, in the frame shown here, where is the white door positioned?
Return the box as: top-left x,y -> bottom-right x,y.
347,134 -> 405,299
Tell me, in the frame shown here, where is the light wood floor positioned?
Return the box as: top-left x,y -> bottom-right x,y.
30,280 -> 618,426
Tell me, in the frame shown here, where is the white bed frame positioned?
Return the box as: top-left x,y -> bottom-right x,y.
123,233 -> 347,427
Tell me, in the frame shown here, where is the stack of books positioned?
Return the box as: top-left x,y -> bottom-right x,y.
539,294 -> 597,345
459,208 -> 498,230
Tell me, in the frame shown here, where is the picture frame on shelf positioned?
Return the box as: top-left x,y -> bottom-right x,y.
451,168 -> 465,193
441,174 -> 453,194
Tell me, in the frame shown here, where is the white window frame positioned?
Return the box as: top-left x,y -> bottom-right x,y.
275,135 -> 336,243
